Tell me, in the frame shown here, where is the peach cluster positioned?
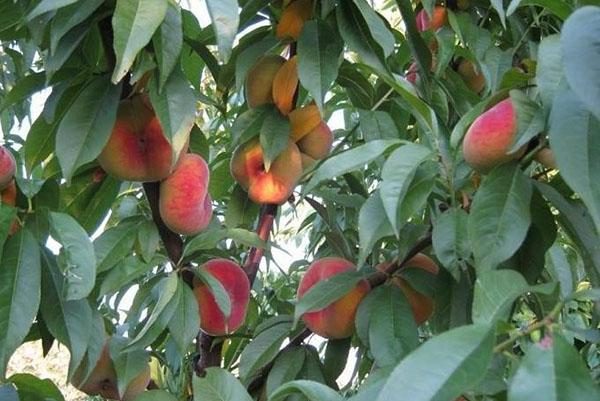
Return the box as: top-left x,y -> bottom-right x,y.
97,94 -> 212,236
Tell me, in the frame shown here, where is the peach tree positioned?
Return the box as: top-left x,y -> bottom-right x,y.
1,0 -> 600,400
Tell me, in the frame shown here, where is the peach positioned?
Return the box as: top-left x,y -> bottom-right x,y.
276,0 -> 313,41
193,259 -> 251,336
297,122 -> 333,161
289,104 -> 322,142
297,257 -> 370,339
416,6 -> 447,32
72,343 -> 150,401
245,55 -> 286,108
98,94 -> 187,182
406,57 -> 437,86
457,59 -> 486,93
0,146 -> 16,191
1,180 -> 19,235
462,98 -> 526,173
230,139 -> 302,205
272,55 -> 299,115
377,253 -> 439,325
159,153 -> 212,235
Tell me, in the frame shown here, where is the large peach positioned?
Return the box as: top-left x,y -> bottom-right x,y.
416,6 -> 447,32
159,153 -> 212,235
193,259 -> 251,336
297,122 -> 333,161
377,253 -> 439,325
230,139 -> 302,205
457,59 -> 486,93
297,257 -> 370,339
276,0 -> 312,41
0,146 -> 15,190
72,343 -> 150,401
245,55 -> 286,108
289,104 -> 321,142
98,94 -> 186,182
462,98 -> 525,173
272,55 -> 299,116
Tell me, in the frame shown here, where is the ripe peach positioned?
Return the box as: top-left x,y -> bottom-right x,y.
1,180 -> 19,235
406,57 -> 437,86
159,153 -> 212,236
462,98 -> 525,174
72,343 -> 150,401
98,94 -> 186,182
276,0 -> 313,41
272,55 -> 299,115
193,259 -> 251,336
297,122 -> 333,161
230,139 -> 303,205
416,6 -> 447,32
289,104 -> 321,142
457,59 -> 486,93
0,146 -> 16,191
297,257 -> 370,339
245,55 -> 286,108
377,253 -> 439,325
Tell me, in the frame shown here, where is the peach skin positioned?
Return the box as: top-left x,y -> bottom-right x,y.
297,257 -> 370,339
1,180 -> 19,235
289,104 -> 322,142
297,122 -> 333,161
276,0 -> 313,41
0,146 -> 16,191
416,6 -> 447,32
457,59 -> 486,93
245,55 -> 286,108
272,55 -> 299,116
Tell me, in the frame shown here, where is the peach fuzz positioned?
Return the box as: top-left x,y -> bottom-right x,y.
415,6 -> 447,32
462,98 -> 525,174
159,153 -> 212,236
289,104 -> 322,142
297,122 -> 333,161
0,146 -> 16,191
272,55 -> 299,115
276,0 -> 313,41
245,55 -> 286,108
98,94 -> 186,182
230,139 -> 303,205
377,253 -> 439,325
297,257 -> 370,339
193,259 -> 251,336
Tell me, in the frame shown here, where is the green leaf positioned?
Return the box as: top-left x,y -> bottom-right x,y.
50,0 -> 104,54
260,109 -> 290,172
536,35 -> 568,111
0,230 -> 41,378
380,144 -> 433,235
167,282 -> 200,354
304,139 -> 400,193
194,266 -> 232,320
549,90 -> 600,235
269,380 -> 344,401
183,228 -> 265,259
98,256 -> 150,297
376,324 -> 495,401
0,384 -> 17,401
193,368 -> 253,401
472,270 -> 529,324
111,0 -> 168,83
109,337 -> 150,399
266,347 -> 306,397
490,0 -> 506,27
561,6 -> 600,120
49,212 -> 95,300
294,269 -> 367,326
509,90 -> 545,153
239,317 -> 292,384
432,208 -> 470,279
368,286 -> 419,367
232,107 -> 270,145
153,2 -> 183,91
206,0 -> 239,62
9,373 -> 65,401
508,335 -> 600,401
468,164 -> 533,271
131,390 -> 178,401
0,72 -> 46,112
506,0 -> 572,20
352,0 -> 394,57
136,220 -> 160,263
148,66 -> 196,164
0,204 -> 17,260
55,74 -> 121,182
297,20 -> 343,112
26,0 -> 77,21
358,190 -> 394,265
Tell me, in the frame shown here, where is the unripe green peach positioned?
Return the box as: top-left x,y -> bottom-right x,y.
297,257 -> 370,339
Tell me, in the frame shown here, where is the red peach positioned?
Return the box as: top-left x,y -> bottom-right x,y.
0,146 -> 16,191
416,6 -> 447,32
159,153 -> 212,236
193,259 -> 251,336
98,94 -> 187,182
297,257 -> 370,339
